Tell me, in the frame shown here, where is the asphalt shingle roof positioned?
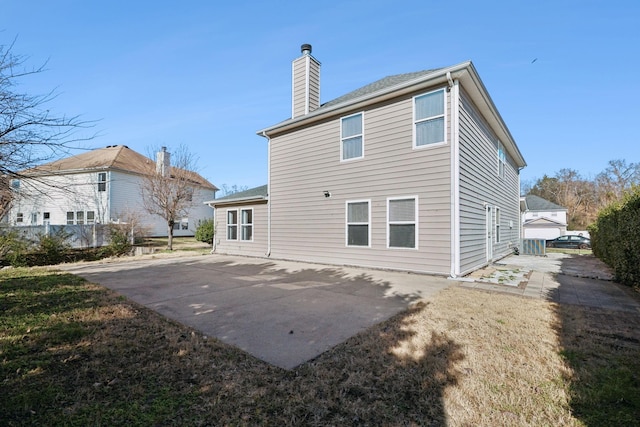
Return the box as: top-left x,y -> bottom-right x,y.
524,195 -> 566,211
215,184 -> 268,202
28,145 -> 217,190
321,69 -> 442,109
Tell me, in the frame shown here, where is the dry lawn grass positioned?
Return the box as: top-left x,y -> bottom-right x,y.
2,267 -> 639,426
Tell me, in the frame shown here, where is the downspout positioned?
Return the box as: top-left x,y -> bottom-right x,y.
260,131 -> 272,257
448,72 -> 461,278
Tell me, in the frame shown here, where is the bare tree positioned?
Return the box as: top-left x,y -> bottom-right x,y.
140,145 -> 199,250
595,159 -> 640,206
0,39 -> 94,219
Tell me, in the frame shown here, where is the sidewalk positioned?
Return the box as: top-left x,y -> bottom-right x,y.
460,253 -> 640,314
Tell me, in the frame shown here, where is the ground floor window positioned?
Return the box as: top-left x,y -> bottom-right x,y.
227,210 -> 238,240
241,209 -> 253,241
495,207 -> 501,243
346,200 -> 370,246
66,210 -> 96,225
388,197 -> 417,249
16,212 -> 23,223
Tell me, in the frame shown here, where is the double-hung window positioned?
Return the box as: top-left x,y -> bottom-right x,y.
66,211 -> 75,225
414,89 -> 445,148
16,213 -> 23,223
341,112 -> 364,160
87,211 -> 95,225
98,172 -> 107,192
346,200 -> 370,247
498,143 -> 506,178
241,209 -> 253,241
495,208 -> 501,243
388,197 -> 417,249
227,210 -> 238,240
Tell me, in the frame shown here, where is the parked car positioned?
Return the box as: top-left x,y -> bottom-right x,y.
546,235 -> 591,249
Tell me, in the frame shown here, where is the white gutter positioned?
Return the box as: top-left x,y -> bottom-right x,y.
260,131 -> 272,257
449,76 -> 461,278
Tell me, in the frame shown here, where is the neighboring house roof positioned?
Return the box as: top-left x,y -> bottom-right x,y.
205,184 -> 268,207
258,61 -> 526,169
523,217 -> 567,227
25,145 -> 217,190
522,195 -> 566,211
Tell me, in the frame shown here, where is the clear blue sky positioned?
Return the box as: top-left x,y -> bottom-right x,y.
4,0 -> 639,191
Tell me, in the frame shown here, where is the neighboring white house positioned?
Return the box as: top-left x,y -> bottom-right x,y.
520,195 -> 568,240
208,45 -> 527,277
5,145 -> 218,240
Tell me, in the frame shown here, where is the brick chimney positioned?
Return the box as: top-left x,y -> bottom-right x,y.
156,146 -> 170,176
292,44 -> 320,118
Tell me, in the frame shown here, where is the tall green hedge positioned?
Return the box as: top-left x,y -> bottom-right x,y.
588,186 -> 640,290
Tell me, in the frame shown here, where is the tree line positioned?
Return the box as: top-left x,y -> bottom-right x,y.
522,159 -> 640,230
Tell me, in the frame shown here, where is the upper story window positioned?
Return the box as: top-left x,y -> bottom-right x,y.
241,208 -> 253,241
498,143 -> 506,178
341,112 -> 364,161
414,89 -> 445,148
98,172 -> 107,192
346,200 -> 370,247
227,210 -> 238,240
388,197 -> 418,249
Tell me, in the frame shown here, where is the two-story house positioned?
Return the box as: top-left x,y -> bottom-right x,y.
209,45 -> 526,277
520,194 -> 568,240
6,145 -> 218,240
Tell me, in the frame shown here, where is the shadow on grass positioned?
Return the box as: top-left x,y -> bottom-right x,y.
1,264 -> 463,425
549,256 -> 640,425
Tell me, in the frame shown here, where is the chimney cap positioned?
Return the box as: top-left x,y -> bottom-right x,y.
301,44 -> 312,55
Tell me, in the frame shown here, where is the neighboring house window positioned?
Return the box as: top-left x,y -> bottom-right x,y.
498,143 -> 506,178
87,211 -> 95,224
16,213 -> 23,223
172,218 -> 188,230
495,208 -> 501,243
346,200 -> 370,247
341,112 -> 364,161
241,209 -> 253,241
227,210 -> 238,240
43,212 -> 50,225
66,212 -> 74,225
388,197 -> 417,249
98,172 -> 107,192
76,211 -> 85,225
414,88 -> 445,148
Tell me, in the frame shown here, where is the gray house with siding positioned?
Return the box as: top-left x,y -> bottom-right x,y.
210,45 -> 526,277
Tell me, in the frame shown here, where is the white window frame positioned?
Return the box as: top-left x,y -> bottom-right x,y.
498,142 -> 506,178
97,172 -> 107,192
340,112 -> 364,161
495,207 -> 501,243
31,212 -> 38,224
87,211 -> 96,225
345,199 -> 371,248
226,209 -> 238,241
66,211 -> 75,225
16,212 -> 23,223
387,196 -> 419,249
240,208 -> 253,242
413,88 -> 446,149
43,212 -> 50,225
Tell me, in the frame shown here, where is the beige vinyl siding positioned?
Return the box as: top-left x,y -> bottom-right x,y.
213,202 -> 268,257
292,55 -> 320,118
458,89 -> 521,274
269,88 -> 452,274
